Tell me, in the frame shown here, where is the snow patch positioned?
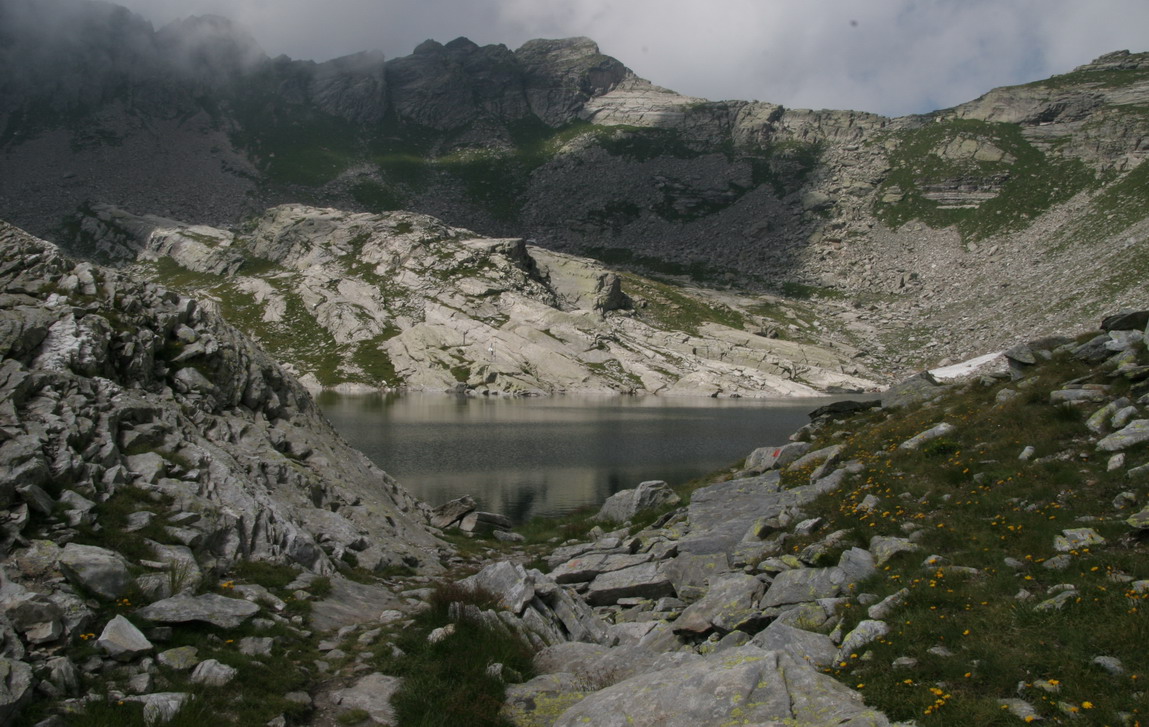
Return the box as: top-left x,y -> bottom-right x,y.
929,351 -> 1007,381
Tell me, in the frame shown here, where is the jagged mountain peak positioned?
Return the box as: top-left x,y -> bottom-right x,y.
443,35 -> 482,52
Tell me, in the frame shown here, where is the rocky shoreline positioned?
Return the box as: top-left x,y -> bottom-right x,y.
418,313 -> 1149,726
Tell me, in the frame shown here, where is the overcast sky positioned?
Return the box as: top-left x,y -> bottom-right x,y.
112,0 -> 1149,117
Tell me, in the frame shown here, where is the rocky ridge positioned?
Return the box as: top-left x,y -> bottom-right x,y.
0,221 -> 458,723
75,204 -> 877,396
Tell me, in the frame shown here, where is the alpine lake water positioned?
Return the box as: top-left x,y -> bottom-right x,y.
318,392 -> 855,524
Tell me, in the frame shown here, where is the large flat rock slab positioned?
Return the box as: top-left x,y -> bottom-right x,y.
750,621 -> 837,667
686,474 -> 784,532
678,474 -> 785,556
552,646 -> 890,727
586,563 -> 674,606
331,672 -> 402,726
673,574 -> 764,634
310,577 -> 405,632
136,593 -> 259,629
677,469 -> 848,557
550,552 -> 652,584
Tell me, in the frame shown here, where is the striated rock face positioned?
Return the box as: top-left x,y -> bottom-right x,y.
0,220 -> 443,576
77,203 -> 878,396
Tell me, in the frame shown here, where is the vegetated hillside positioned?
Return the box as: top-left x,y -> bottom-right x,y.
763,317 -> 1149,725
2,0 -> 1149,373
72,203 -> 877,395
385,312 -> 1149,727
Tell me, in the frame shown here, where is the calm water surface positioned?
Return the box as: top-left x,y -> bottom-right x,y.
318,393 -> 839,523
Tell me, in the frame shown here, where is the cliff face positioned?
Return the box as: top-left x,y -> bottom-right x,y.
2,0 -> 1149,375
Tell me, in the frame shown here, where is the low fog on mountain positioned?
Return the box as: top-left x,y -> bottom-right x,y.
25,0 -> 1149,115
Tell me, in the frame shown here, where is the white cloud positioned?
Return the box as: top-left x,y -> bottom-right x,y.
110,0 -> 1149,116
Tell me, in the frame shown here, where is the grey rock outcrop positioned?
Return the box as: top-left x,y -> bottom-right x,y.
460,562 -> 609,646
1097,420 -> 1149,451
78,204 -> 877,398
1,7 -> 1147,387
551,646 -> 889,727
97,615 -> 153,662
331,672 -> 402,725
899,422 -> 956,451
585,562 -> 674,607
58,544 -> 132,600
190,658 -> 238,687
0,221 -> 450,723
672,573 -> 764,634
430,496 -> 478,529
466,447 -> 916,724
594,481 -> 680,524
125,692 -> 190,726
749,621 -> 838,667
0,220 -> 444,578
495,312 -> 1144,727
0,658 -> 33,723
136,594 -> 260,629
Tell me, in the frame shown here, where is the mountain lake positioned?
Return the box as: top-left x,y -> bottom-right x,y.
318,393 -> 856,523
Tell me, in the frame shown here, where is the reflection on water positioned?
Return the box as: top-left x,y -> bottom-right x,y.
318,393 -> 840,523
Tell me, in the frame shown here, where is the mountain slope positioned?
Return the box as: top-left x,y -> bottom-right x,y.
2,0 -> 1149,375
75,203 -> 878,395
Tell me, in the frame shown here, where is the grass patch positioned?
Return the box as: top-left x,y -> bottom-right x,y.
593,125 -> 703,162
583,246 -> 723,284
228,560 -> 302,590
74,485 -> 171,562
773,339 -> 1149,724
514,505 -> 601,548
779,281 -> 847,301
1025,55 -> 1149,91
229,68 -> 363,187
434,148 -> 526,223
147,264 -> 377,388
26,561 -> 322,727
351,337 -> 399,385
620,273 -> 745,335
874,118 -> 1095,240
586,202 -> 643,233
371,583 -> 535,727
1055,158 -> 1149,257
351,180 -> 407,213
